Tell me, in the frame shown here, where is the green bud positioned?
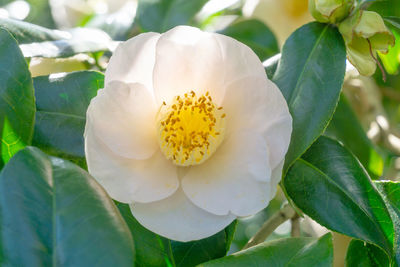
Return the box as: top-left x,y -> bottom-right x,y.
309,0 -> 354,23
339,10 -> 395,76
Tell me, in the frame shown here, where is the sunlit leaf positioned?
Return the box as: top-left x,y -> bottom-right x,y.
0,147 -> 135,266
0,28 -> 35,168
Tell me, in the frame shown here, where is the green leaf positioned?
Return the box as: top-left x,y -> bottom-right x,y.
272,22 -> 346,171
346,240 -> 390,267
325,94 -> 383,177
199,233 -> 333,267
136,0 -> 208,32
0,17 -> 67,44
0,147 -> 135,266
368,1 -> 400,17
379,19 -> 400,74
219,19 -> 279,61
0,28 -> 35,168
33,71 -> 104,161
375,181 -> 400,265
283,136 -> 394,258
384,16 -> 400,30
117,203 -> 236,267
20,28 -> 115,58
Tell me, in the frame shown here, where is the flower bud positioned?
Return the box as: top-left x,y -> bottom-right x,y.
309,0 -> 354,23
339,10 -> 395,76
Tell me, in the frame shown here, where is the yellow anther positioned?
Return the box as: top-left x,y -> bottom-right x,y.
156,91 -> 226,166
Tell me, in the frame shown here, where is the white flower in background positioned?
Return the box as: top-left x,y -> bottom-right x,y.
243,0 -> 312,45
85,26 -> 292,242
49,0 -> 137,28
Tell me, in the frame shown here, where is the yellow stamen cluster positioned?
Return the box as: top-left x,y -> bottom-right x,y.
157,91 -> 226,166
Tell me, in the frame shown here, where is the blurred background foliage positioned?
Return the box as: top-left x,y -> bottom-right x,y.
0,0 -> 399,266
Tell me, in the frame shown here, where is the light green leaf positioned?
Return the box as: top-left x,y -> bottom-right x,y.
379,20 -> 400,74
284,136 -> 394,258
219,19 -> 279,61
117,203 -> 236,267
272,22 -> 346,171
0,147 -> 135,266
0,28 -> 35,168
136,0 -> 208,32
199,233 -> 333,267
32,71 -> 104,162
346,239 -> 390,267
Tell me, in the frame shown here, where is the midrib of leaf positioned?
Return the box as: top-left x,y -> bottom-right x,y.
297,158 -> 392,254
285,25 -> 329,107
284,238 -> 316,266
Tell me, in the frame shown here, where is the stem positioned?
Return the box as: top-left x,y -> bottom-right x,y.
243,203 -> 296,250
291,214 -> 301,237
366,38 -> 386,82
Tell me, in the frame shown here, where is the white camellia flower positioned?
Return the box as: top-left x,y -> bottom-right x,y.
85,26 -> 292,242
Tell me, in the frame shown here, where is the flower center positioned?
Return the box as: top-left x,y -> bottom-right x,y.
157,91 -> 226,166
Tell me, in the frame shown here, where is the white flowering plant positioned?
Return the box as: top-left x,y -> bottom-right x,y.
0,0 -> 399,266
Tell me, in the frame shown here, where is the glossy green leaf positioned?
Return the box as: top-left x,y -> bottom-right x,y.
284,136 -> 394,257
0,17 -> 67,44
272,22 -> 346,171
33,71 -> 104,160
219,19 -> 279,61
375,181 -> 400,265
325,94 -> 383,177
346,239 -> 390,267
117,203 -> 236,267
0,147 -> 135,266
136,0 -> 208,32
0,28 -> 35,168
199,233 -> 333,267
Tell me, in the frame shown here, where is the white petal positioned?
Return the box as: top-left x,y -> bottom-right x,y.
270,160 -> 284,198
131,188 -> 236,242
182,131 -> 272,217
152,26 -> 225,105
222,75 -> 292,169
85,124 -> 179,203
86,81 -> 158,160
105,32 -> 160,91
213,33 -> 267,81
